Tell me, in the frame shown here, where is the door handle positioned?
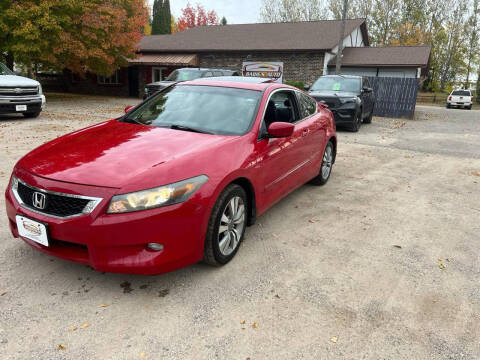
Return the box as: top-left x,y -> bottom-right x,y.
302,129 -> 310,137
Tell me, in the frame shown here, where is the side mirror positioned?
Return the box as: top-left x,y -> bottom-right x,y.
267,122 -> 294,138
304,85 -> 310,91
362,87 -> 373,93
124,105 -> 134,114
318,102 -> 328,111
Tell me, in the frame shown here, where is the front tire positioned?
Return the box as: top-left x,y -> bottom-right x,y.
203,184 -> 247,266
349,109 -> 361,132
310,141 -> 334,186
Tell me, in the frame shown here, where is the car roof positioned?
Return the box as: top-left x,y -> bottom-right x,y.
320,74 -> 362,79
175,67 -> 236,72
181,77 -> 280,91
200,76 -> 274,83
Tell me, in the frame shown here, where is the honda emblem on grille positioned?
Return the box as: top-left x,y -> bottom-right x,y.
14,88 -> 22,94
32,192 -> 46,210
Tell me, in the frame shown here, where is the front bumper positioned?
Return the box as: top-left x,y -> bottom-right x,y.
0,95 -> 45,114
5,170 -> 208,275
329,103 -> 358,125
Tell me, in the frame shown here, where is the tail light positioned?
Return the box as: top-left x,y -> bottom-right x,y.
448,96 -> 452,101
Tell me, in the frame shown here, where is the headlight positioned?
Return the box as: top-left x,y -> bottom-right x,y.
38,84 -> 43,95
339,97 -> 357,104
11,175 -> 19,191
144,88 -> 148,93
107,175 -> 208,214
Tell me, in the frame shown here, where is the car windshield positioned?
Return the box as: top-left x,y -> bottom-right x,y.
0,62 -> 14,75
311,76 -> 361,92
165,70 -> 203,82
122,85 -> 262,135
451,90 -> 470,96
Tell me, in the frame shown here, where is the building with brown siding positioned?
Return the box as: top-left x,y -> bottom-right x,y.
66,19 -> 430,98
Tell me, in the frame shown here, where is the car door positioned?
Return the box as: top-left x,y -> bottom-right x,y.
296,92 -> 328,181
254,89 -> 317,208
362,77 -> 374,116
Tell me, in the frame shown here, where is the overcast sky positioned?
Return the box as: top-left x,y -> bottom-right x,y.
148,0 -> 262,24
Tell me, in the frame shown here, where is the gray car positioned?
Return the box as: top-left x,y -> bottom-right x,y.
143,68 -> 239,99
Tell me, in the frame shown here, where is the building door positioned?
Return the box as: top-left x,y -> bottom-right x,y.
128,66 -> 139,97
152,67 -> 167,82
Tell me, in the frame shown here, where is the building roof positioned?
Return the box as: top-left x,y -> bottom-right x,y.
139,19 -> 368,53
328,46 -> 431,68
128,53 -> 198,66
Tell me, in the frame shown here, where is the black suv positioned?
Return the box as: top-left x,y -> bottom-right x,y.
143,68 -> 239,99
308,75 -> 375,132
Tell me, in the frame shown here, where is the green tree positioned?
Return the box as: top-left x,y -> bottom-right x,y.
152,0 -> 171,35
465,0 -> 480,87
0,0 -> 148,75
221,16 -> 227,25
260,0 -> 327,22
476,75 -> 480,103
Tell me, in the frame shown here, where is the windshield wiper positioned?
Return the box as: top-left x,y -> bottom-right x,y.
121,117 -> 144,125
170,124 -> 214,134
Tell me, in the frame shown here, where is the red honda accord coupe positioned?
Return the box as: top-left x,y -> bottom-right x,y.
5,78 -> 337,274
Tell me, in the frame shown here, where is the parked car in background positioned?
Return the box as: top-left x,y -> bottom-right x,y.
143,68 -> 239,99
5,78 -> 336,275
446,89 -> 473,110
0,62 -> 45,118
307,75 -> 375,132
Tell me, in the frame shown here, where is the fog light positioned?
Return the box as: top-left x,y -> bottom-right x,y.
147,243 -> 164,251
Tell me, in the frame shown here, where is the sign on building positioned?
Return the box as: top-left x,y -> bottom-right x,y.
242,62 -> 284,83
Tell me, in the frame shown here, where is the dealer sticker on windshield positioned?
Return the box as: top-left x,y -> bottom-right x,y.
16,215 -> 49,247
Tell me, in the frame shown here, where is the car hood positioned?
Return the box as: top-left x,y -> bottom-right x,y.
18,120 -> 235,189
0,74 -> 40,87
147,81 -> 176,88
309,90 -> 359,98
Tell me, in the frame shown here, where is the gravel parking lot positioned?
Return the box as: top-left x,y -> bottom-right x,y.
1,96 -> 479,359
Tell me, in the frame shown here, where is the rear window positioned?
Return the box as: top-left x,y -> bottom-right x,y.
165,70 -> 203,82
451,90 -> 470,96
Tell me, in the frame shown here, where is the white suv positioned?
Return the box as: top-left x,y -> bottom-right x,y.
446,89 -> 473,110
0,62 -> 46,118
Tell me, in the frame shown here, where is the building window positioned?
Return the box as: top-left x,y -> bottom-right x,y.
152,67 -> 167,82
98,70 -> 121,84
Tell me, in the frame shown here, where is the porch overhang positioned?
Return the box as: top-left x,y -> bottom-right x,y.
128,53 -> 199,67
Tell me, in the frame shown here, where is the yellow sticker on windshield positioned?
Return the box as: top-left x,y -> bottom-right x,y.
332,83 -> 341,91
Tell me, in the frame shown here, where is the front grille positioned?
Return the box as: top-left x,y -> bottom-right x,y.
0,86 -> 39,97
16,182 -> 91,217
313,96 -> 340,109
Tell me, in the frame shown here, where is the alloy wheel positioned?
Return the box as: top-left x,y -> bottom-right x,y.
218,196 -> 246,256
321,144 -> 333,179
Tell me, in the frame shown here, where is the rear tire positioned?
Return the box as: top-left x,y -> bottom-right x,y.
363,106 -> 373,124
310,141 -> 334,186
446,104 -> 450,109
203,184 -> 247,266
23,111 -> 41,118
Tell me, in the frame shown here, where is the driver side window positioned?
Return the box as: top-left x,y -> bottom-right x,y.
260,90 -> 298,138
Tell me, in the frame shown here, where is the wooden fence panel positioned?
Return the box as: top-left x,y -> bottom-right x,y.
366,77 -> 419,119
